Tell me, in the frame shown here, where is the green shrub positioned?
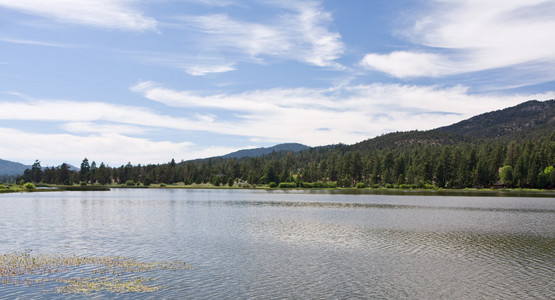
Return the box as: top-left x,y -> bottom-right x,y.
324,182 -> 337,189
300,182 -> 314,188
337,177 -> 352,188
24,182 -> 36,191
80,181 -> 87,186
125,180 -> 136,186
423,183 -> 435,189
268,182 -> 277,188
356,182 -> 366,189
372,184 -> 380,189
160,183 -> 167,187
278,182 -> 297,188
312,182 -> 325,188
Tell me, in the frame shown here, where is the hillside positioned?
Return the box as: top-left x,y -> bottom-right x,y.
14,99 -> 555,189
221,143 -> 309,159
0,159 -> 30,176
351,99 -> 554,151
436,99 -> 555,139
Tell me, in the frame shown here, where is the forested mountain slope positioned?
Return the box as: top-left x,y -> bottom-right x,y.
436,99 -> 555,139
18,100 -> 555,189
0,159 -> 30,176
350,99 -> 554,151
221,143 -> 309,159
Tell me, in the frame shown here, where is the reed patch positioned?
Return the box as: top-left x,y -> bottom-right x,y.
0,250 -> 192,295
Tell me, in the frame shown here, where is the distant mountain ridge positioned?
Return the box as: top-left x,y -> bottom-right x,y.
221,143 -> 310,159
351,99 -> 554,151
0,159 -> 31,176
0,160 -> 80,176
5,99 -> 554,172
436,100 -> 555,138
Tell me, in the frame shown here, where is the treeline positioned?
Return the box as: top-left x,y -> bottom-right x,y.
18,132 -> 555,189
0,175 -> 17,184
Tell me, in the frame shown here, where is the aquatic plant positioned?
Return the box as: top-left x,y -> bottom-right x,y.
0,250 -> 192,295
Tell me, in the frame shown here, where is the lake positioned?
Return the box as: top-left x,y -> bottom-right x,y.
0,189 -> 554,299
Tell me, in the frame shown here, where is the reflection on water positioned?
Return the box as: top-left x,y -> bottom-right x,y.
0,189 -> 554,299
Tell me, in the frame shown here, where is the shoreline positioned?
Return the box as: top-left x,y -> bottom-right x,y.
2,184 -> 554,197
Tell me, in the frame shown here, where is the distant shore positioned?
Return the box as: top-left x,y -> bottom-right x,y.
2,183 -> 554,198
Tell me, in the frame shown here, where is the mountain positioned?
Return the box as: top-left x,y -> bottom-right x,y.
0,159 -> 31,176
351,99 -> 554,151
221,143 -> 310,159
436,99 -> 555,139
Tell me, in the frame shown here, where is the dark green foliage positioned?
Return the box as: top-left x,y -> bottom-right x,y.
16,135 -> 554,190
278,182 -> 297,188
436,100 -> 555,140
221,143 -> 309,159
80,158 -> 91,182
300,182 -> 313,188
499,165 -> 514,187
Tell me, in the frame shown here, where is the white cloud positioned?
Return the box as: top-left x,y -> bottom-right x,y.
188,14 -> 292,56
1,84 -> 552,165
61,122 -> 149,135
360,51 -> 453,78
184,0 -> 344,68
0,99 -> 233,133
0,37 -> 74,48
361,0 -> 555,80
123,49 -> 238,76
183,61 -> 236,76
0,0 -> 157,31
132,81 -> 554,145
183,0 -> 236,6
0,127 -> 240,167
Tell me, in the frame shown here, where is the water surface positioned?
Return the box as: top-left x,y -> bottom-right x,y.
1,189 -> 553,299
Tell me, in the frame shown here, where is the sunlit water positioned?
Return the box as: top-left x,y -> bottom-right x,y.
1,189 -> 554,299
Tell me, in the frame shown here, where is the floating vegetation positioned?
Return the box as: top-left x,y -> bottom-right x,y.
0,250 -> 192,295
56,277 -> 160,294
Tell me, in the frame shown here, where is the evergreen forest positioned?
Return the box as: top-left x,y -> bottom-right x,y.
15,100 -> 555,190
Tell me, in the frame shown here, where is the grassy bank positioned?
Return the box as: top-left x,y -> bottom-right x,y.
2,182 -> 554,198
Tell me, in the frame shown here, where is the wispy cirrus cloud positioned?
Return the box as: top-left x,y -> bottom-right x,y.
361,0 -> 555,82
0,0 -> 157,32
183,0 -> 344,68
0,37 -> 74,48
125,50 -> 237,76
131,80 -> 553,145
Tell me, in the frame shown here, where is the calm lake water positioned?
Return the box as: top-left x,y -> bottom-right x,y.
1,189 -> 554,299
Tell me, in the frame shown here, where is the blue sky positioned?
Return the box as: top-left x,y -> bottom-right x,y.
1,0 -> 554,167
